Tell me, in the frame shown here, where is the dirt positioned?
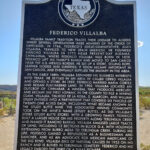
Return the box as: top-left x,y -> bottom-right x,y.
0,110 -> 150,150
140,110 -> 150,145
0,116 -> 15,150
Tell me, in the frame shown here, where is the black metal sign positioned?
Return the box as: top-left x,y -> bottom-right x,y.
15,0 -> 139,149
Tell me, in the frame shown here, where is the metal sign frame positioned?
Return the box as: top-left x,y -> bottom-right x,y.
14,0 -> 139,149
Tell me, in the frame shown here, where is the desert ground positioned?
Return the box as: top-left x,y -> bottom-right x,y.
0,116 -> 15,150
0,110 -> 150,150
140,110 -> 150,145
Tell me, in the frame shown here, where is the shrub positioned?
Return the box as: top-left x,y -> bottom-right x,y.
141,143 -> 150,150
140,97 -> 150,109
139,88 -> 150,109
0,107 -> 7,116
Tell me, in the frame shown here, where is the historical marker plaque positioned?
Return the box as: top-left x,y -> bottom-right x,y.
15,0 -> 139,149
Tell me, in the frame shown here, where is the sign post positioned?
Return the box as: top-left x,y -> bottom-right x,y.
15,0 -> 139,149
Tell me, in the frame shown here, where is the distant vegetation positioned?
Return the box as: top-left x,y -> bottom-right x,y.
0,91 -> 16,116
139,87 -> 150,109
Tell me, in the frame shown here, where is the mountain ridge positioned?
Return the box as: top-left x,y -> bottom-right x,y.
0,85 -> 17,92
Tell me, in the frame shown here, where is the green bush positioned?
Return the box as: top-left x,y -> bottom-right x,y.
140,96 -> 150,109
141,143 -> 150,150
0,93 -> 16,116
140,88 -> 150,96
139,88 -> 150,109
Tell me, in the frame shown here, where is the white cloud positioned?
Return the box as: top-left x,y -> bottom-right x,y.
138,41 -> 144,47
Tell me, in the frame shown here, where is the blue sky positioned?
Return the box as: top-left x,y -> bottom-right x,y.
0,0 -> 150,86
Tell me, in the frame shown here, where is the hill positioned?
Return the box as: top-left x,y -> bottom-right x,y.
0,85 -> 17,92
